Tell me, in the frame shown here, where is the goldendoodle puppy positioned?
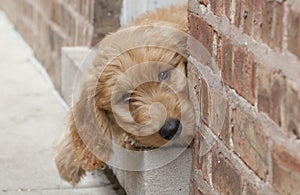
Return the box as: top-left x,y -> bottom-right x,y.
55,4 -> 195,185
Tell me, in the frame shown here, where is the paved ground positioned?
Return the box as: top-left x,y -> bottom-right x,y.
0,11 -> 118,195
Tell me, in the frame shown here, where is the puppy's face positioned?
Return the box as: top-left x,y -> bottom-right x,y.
96,46 -> 195,149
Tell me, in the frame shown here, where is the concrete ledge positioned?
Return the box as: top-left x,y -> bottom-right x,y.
112,148 -> 192,195
61,47 -> 90,106
61,47 -> 193,195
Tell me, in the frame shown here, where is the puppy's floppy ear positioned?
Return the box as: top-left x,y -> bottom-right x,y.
70,76 -> 113,171
55,75 -> 112,185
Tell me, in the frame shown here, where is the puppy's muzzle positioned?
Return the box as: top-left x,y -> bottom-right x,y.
158,118 -> 182,140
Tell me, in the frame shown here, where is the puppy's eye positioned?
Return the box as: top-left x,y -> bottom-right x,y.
121,92 -> 136,103
121,93 -> 131,102
158,70 -> 170,81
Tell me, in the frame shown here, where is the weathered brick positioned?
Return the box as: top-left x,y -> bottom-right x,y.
209,90 -> 230,146
273,1 -> 284,49
287,9 -> 300,59
193,131 -> 201,170
22,0 -> 35,21
218,35 -> 234,86
233,46 -> 256,105
93,0 -> 122,45
272,143 -> 300,194
258,64 -> 285,126
38,0 -> 52,18
224,0 -> 231,21
198,137 -> 210,182
243,0 -> 255,35
50,0 -> 62,26
219,99 -> 230,148
61,4 -> 76,37
232,107 -> 269,180
233,47 -> 244,92
270,74 -> 285,126
253,0 -> 262,40
198,76 -> 229,140
234,0 -> 242,27
188,13 -> 214,55
200,78 -> 210,126
257,63 -> 271,116
211,0 -> 223,16
281,81 -> 300,138
258,64 -> 300,137
192,131 -> 212,194
261,0 -> 274,47
212,145 -> 243,194
187,63 -> 201,112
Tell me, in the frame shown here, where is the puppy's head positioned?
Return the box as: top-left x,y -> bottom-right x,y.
72,25 -> 195,170
92,25 -> 195,149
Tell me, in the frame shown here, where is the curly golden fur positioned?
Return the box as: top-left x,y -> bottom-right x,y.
55,4 -> 194,185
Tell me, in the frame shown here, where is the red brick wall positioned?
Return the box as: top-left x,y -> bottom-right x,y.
0,0 -> 121,90
188,0 -> 300,194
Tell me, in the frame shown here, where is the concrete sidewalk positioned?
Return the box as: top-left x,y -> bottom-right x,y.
0,11 -> 117,195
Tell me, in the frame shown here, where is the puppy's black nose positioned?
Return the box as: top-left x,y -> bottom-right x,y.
159,118 -> 182,140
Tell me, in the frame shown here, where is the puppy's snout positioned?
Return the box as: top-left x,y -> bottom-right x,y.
159,118 -> 182,140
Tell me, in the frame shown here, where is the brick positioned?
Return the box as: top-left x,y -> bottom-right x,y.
233,47 -> 244,92
272,143 -> 300,194
187,63 -> 202,112
93,0 -> 122,45
233,46 -> 256,105
270,74 -> 285,126
212,146 -> 243,194
261,0 -> 274,47
61,5 -> 76,37
224,0 -> 231,21
38,0 -> 52,18
198,76 -> 229,139
232,107 -> 269,180
188,13 -> 214,55
218,100 -> 230,148
258,64 -> 286,126
193,131 -> 201,170
281,82 -> 300,138
209,90 -> 230,146
218,36 -> 234,86
257,63 -> 271,117
200,78 -> 210,126
258,64 -> 300,137
253,0 -> 262,40
198,138 -> 210,182
243,0 -> 255,35
273,1 -> 284,49
50,0 -> 62,26
234,0 -> 242,27
287,9 -> 300,59
211,0 -> 223,16
21,0 -> 35,21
